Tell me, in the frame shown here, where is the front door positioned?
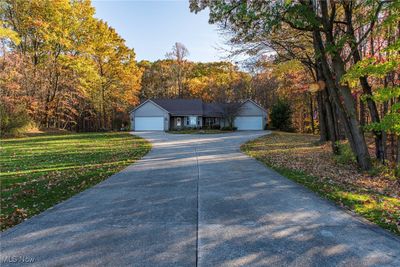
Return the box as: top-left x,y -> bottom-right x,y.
176,117 -> 181,127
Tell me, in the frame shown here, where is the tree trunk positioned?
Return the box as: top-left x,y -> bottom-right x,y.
344,4 -> 385,162
332,55 -> 371,170
309,94 -> 315,134
102,86 -> 107,130
313,29 -> 371,170
360,100 -> 366,126
324,89 -> 340,154
397,135 -> 400,163
355,60 -> 384,162
317,91 -> 328,141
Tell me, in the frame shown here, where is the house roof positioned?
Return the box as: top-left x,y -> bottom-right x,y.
152,99 -> 204,116
131,98 -> 266,117
202,102 -> 224,117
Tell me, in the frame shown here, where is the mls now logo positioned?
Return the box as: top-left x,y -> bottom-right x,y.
2,256 -> 35,264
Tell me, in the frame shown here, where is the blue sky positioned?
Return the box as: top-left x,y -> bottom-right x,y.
92,0 -> 231,62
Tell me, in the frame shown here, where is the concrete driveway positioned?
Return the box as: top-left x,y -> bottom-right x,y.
1,131 -> 399,266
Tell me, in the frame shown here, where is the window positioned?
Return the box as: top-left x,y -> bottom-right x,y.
206,117 -> 217,126
189,116 -> 197,126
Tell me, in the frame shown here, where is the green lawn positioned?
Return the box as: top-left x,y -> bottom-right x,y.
241,132 -> 400,235
0,132 -> 151,231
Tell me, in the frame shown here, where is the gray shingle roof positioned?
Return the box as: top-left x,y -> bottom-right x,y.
147,98 -> 262,117
152,99 -> 204,116
202,102 -> 224,117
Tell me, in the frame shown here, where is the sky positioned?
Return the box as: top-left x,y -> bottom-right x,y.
92,0 -> 231,63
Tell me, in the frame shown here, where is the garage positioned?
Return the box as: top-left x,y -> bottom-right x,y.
234,116 -> 263,130
134,117 -> 164,131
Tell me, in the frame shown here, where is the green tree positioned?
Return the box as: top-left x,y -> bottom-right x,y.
270,100 -> 293,132
344,39 -> 400,169
189,0 -> 395,170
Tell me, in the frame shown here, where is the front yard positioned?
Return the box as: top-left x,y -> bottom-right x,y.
0,132 -> 150,231
241,131 -> 400,235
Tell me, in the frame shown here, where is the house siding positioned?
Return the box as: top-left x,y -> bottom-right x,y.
170,115 -> 203,130
235,101 -> 268,129
130,99 -> 268,131
238,101 -> 266,116
130,101 -> 169,130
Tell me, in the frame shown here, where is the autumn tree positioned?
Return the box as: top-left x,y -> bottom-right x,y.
0,0 -> 142,133
189,0 -> 397,170
248,63 -> 278,112
188,61 -> 251,102
166,42 -> 190,97
139,60 -> 252,103
91,19 -> 141,129
139,59 -> 183,99
343,15 -> 400,171
272,60 -> 315,133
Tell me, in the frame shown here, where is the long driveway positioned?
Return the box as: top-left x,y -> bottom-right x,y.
1,131 -> 400,266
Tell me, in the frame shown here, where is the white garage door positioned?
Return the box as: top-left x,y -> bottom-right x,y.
234,116 -> 263,130
134,117 -> 164,131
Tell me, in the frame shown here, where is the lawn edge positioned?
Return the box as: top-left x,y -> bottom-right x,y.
241,136 -> 400,237
1,133 -> 151,233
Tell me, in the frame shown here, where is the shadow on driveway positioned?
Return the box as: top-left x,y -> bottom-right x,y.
1,131 -> 399,266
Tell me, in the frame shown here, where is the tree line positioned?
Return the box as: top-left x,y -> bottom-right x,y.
1,0 -> 141,132
0,1 -> 271,135
139,52 -> 252,103
2,0 -> 399,172
190,0 -> 399,172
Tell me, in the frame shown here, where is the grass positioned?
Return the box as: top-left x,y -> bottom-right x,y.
0,132 -> 151,231
241,131 -> 400,235
168,129 -> 233,134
